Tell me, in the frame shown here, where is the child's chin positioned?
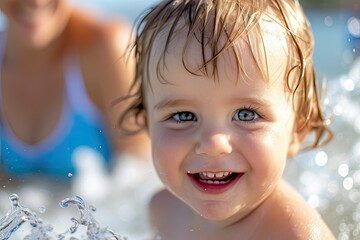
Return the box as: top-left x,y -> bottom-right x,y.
193,202 -> 238,221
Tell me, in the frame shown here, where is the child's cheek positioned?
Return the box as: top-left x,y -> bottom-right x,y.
242,128 -> 289,181
150,128 -> 189,184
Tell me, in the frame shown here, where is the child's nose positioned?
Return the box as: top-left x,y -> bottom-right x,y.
195,133 -> 232,156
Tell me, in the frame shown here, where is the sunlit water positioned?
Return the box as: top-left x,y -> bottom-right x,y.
0,153 -> 162,240
0,194 -> 127,240
0,2 -> 359,240
284,56 -> 360,240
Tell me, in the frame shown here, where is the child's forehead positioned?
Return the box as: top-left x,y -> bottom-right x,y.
148,14 -> 290,84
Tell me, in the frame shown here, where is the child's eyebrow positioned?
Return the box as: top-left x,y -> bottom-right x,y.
154,98 -> 195,110
231,97 -> 274,107
154,97 -> 274,111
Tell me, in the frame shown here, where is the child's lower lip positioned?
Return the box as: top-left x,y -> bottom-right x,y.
188,172 -> 243,194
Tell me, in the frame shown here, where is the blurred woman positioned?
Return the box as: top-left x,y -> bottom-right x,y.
0,0 -> 150,181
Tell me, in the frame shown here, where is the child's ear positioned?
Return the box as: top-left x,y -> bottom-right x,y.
287,121 -> 310,157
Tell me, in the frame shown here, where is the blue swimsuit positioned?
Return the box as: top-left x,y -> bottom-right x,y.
0,32 -> 113,179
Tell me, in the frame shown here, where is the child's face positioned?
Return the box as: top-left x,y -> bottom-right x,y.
144,26 -> 300,223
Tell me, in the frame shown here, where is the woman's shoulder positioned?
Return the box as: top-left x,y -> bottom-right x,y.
69,9 -> 133,54
258,180 -> 335,240
68,10 -> 135,111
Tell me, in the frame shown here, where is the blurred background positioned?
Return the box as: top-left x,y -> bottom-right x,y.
0,0 -> 360,239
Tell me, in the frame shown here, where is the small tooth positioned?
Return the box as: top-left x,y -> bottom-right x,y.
215,172 -> 223,178
207,172 -> 215,178
214,181 -> 220,184
224,172 -> 229,176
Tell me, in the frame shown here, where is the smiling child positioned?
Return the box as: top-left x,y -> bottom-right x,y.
119,0 -> 335,239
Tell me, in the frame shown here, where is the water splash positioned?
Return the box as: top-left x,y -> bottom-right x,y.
0,194 -> 127,240
0,194 -> 50,240
24,219 -> 55,240
58,196 -> 126,240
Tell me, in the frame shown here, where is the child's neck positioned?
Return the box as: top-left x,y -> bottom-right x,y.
188,198 -> 272,239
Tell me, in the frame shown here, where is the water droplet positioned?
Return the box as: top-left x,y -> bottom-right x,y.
68,173 -> 73,178
333,104 -> 343,116
38,206 -> 46,214
338,231 -> 350,240
307,194 -> 320,208
349,190 -> 360,203
324,16 -> 333,27
323,97 -> 330,105
341,78 -> 355,91
343,177 -> 354,190
347,17 -> 360,37
338,164 -> 349,177
315,151 -> 328,166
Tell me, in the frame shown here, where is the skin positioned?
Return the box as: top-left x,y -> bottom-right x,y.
144,18 -> 335,240
0,0 -> 151,182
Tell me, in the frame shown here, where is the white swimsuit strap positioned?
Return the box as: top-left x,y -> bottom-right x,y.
65,56 -> 102,121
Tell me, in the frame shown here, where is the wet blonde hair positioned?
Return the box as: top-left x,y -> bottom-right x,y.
119,0 -> 333,149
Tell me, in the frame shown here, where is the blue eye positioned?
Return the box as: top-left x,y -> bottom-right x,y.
233,109 -> 259,121
172,111 -> 197,122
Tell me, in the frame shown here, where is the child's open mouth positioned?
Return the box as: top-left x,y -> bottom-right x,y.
188,171 -> 243,194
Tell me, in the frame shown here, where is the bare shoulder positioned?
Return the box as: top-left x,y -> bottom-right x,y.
259,180 -> 335,240
72,10 -> 134,77
69,10 -> 136,110
70,9 -> 133,57
149,189 -> 189,224
149,189 -> 193,238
